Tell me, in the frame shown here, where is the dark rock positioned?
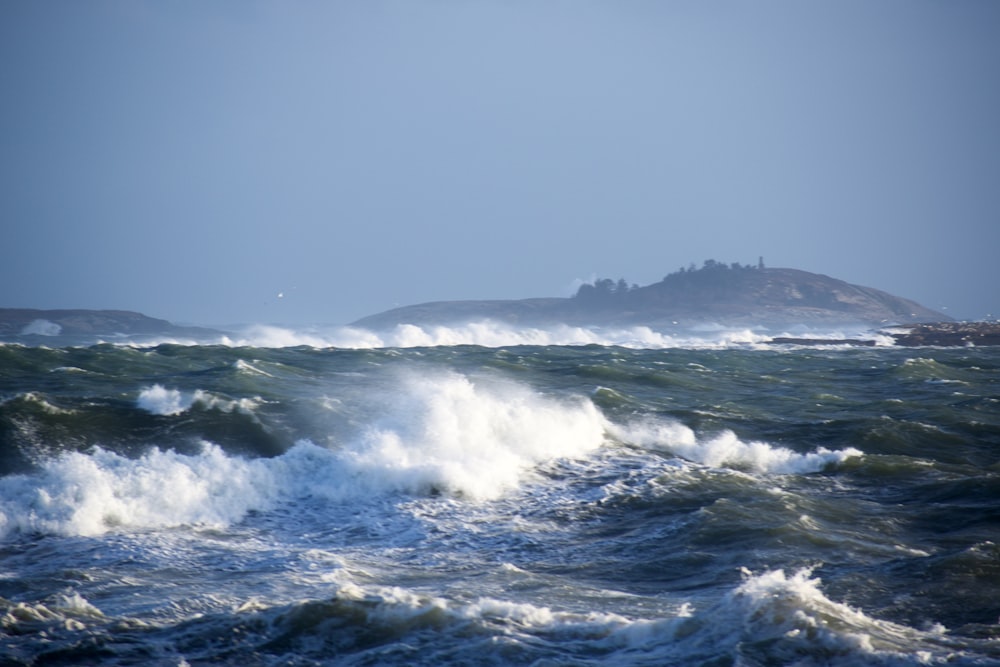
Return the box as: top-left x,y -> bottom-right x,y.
883,322 -> 1000,347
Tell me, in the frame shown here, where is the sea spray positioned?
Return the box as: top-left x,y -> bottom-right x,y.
137,384 -> 193,416
1,373 -> 610,537
0,443 -> 287,537
137,384 -> 261,417
609,418 -> 863,473
220,321 -> 786,350
344,372 -> 609,500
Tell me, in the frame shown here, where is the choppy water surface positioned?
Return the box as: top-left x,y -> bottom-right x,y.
1,330 -> 998,665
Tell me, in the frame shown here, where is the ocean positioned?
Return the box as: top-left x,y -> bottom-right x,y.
1,323 -> 998,666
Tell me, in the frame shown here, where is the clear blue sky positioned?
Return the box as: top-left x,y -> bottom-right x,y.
2,1 -> 998,325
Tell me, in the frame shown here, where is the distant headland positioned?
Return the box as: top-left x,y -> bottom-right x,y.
0,309 -> 221,342
353,261 -> 949,331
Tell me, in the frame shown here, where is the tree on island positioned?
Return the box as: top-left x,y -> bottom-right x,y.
574,277 -> 638,303
574,259 -> 763,302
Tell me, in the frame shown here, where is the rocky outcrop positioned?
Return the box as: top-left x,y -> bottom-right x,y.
882,322 -> 1000,347
765,322 -> 1000,347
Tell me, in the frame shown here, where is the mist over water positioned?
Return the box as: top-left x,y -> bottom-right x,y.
1,325 -> 998,665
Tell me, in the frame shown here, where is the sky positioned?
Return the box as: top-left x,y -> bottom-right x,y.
2,1 -> 998,325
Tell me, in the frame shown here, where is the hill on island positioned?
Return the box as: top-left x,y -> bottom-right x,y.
352,261 -> 949,330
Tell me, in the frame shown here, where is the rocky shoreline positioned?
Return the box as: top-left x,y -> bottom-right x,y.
880,321 -> 1000,347
769,322 -> 1000,348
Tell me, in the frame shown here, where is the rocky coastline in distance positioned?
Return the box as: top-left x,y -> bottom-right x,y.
3,262 -> 999,348
0,308 -> 222,343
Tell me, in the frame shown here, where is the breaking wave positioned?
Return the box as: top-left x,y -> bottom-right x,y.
114,569 -> 978,666
611,418 -> 863,474
138,321 -> 789,349
137,384 -> 260,417
0,374 -> 608,538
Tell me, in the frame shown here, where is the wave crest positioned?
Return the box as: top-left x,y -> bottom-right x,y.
611,419 -> 862,473
210,321 -> 779,349
159,570 -> 967,665
344,373 -> 608,500
1,374 -> 609,538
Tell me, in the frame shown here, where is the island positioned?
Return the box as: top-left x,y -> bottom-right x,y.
353,261 -> 1000,346
5,263 -> 997,347
353,261 -> 949,331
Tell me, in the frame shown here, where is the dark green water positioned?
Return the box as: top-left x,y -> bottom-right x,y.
1,340 -> 998,665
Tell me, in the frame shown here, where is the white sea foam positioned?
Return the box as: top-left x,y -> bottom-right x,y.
0,591 -> 106,634
246,570 -> 950,665
136,384 -> 193,416
0,374 -> 609,538
4,377 -> 861,538
341,373 -> 609,500
17,392 -> 76,415
606,567 -> 953,664
271,578 -> 636,638
220,322 -> 649,348
232,359 -> 274,377
20,319 -> 62,336
611,419 -> 862,473
215,321 -> 783,350
136,385 -> 260,417
222,325 -> 349,348
86,319 -> 883,350
0,443 -> 288,538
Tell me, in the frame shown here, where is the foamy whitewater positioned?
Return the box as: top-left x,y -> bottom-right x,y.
1,322 -> 998,665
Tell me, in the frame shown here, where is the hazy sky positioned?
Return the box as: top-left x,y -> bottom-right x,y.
3,1 -> 998,325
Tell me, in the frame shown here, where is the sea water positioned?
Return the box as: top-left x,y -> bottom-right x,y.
1,323 -> 998,665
